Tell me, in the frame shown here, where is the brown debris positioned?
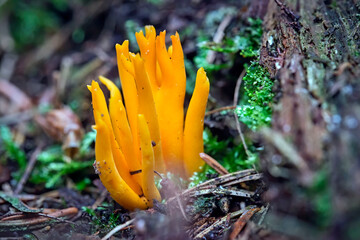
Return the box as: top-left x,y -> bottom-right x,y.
199,153 -> 229,175
228,207 -> 260,240
0,207 -> 78,232
14,143 -> 44,195
165,169 -> 264,239
0,79 -> 32,114
35,107 -> 84,158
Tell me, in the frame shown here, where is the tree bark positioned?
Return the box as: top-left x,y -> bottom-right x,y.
260,0 -> 360,239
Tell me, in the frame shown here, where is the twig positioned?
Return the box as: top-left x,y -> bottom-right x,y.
222,173 -> 263,187
58,56 -> 73,99
189,188 -> 253,198
349,21 -> 360,38
199,153 -> 229,175
175,194 -> 190,222
154,170 -> 163,179
205,106 -> 236,116
233,69 -> 246,107
273,0 -> 300,22
37,213 -> 77,225
0,53 -> 18,81
0,109 -> 35,125
194,208 -> 249,239
15,142 -> 44,195
334,62 -> 352,76
71,58 -> 103,82
261,128 -> 308,171
206,14 -> 233,64
192,220 -> 214,237
182,169 -> 257,196
232,69 -> 251,158
0,193 -> 36,205
0,79 -> 32,110
228,207 -> 260,240
261,128 -> 313,184
101,219 -> 134,240
166,169 -> 259,205
0,207 -> 78,232
91,188 -> 108,210
273,0 -> 301,31
0,212 -> 24,221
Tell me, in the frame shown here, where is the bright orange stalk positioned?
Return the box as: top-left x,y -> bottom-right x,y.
183,68 -> 210,177
99,76 -> 142,187
93,110 -> 148,210
154,31 -> 186,175
115,42 -> 140,164
88,81 -> 142,195
138,114 -> 161,205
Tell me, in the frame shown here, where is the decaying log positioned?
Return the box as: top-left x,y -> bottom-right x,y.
260,0 -> 360,238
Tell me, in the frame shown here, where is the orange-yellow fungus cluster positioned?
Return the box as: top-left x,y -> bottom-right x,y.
88,26 -> 209,210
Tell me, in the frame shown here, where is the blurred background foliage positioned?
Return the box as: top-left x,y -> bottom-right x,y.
2,0 -> 70,51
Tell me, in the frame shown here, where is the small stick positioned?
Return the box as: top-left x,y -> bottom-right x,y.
205,106 -> 236,116
37,213 -> 77,225
15,142 -> 44,195
206,15 -> 233,63
261,128 -> 313,184
273,0 -> 300,22
175,194 -> 190,222
166,169 -> 259,205
228,207 -> 260,240
0,207 -> 78,232
261,128 -> 310,173
181,169 -> 257,197
153,170 -> 163,179
189,188 -> 253,198
233,69 -> 246,108
91,188 -> 108,210
0,109 -> 34,125
199,153 -> 228,175
194,208 -> 249,239
222,173 -> 263,187
101,219 -> 134,240
233,69 -> 251,158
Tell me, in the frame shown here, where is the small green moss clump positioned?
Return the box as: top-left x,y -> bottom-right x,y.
0,126 -> 27,179
236,62 -> 274,130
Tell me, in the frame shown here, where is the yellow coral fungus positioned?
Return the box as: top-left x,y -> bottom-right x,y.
89,26 -> 210,210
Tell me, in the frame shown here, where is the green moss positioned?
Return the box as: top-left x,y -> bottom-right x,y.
236,62 -> 274,130
306,166 -> 333,228
82,205 -> 124,235
0,126 -> 26,179
5,0 -> 69,51
193,17 -> 263,76
30,145 -> 93,188
29,130 -> 97,189
192,196 -> 216,216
